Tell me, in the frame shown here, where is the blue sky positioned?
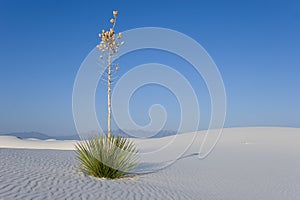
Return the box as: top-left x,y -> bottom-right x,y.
0,0 -> 299,136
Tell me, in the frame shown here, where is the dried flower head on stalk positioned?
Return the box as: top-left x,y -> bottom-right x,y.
97,10 -> 124,61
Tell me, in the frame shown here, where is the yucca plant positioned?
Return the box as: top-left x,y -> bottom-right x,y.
75,10 -> 139,179
75,135 -> 139,179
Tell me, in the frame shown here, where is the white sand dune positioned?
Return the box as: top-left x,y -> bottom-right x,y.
0,136 -> 76,150
0,127 -> 299,199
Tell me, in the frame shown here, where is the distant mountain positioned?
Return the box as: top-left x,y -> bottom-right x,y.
111,129 -> 178,138
0,130 -> 178,140
0,132 -> 83,140
1,131 -> 52,140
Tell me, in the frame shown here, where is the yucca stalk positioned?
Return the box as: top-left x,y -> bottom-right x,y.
97,10 -> 124,141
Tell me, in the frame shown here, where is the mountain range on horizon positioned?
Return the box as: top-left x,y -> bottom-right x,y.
0,130 -> 178,140
0,131 -> 79,140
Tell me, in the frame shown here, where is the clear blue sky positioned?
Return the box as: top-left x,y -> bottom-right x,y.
0,0 -> 299,136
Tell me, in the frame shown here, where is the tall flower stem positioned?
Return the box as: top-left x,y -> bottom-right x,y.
107,51 -> 111,141
97,10 -> 123,142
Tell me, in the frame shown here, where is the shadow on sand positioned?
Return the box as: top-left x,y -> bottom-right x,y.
131,152 -> 200,175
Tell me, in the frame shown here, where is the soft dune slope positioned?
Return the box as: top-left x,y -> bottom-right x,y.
0,136 -> 76,150
0,127 -> 299,200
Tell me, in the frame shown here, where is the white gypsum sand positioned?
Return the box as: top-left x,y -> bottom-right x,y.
0,127 -> 299,199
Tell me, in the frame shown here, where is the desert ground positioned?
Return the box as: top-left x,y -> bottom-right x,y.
0,127 -> 299,200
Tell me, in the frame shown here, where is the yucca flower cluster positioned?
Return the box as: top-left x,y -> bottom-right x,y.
97,10 -> 124,59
